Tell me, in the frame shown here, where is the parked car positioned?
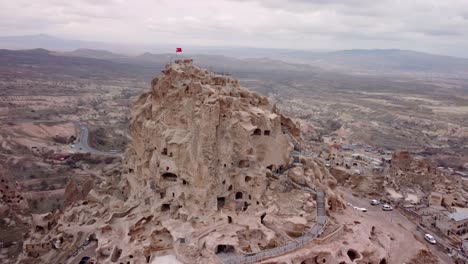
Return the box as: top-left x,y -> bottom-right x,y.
381,204 -> 393,211
356,207 -> 367,212
424,234 -> 437,244
370,199 -> 380,205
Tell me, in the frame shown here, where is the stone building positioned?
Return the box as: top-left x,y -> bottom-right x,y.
436,211 -> 468,237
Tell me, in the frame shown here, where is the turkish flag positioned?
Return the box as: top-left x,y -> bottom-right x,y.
176,48 -> 182,53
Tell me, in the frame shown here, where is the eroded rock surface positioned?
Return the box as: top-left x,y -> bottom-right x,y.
19,61 -> 342,264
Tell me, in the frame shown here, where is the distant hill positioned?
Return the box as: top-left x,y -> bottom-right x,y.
0,48 -> 322,84
272,49 -> 468,75
56,49 -> 316,79
0,34 -> 101,51
0,48 -> 158,79
56,48 -> 129,60
0,34 -> 170,54
2,34 -> 468,76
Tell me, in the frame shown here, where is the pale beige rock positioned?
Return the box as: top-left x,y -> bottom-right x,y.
19,61 -> 342,264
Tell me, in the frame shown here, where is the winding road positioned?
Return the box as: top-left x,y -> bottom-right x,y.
3,119 -> 123,156
73,122 -> 124,156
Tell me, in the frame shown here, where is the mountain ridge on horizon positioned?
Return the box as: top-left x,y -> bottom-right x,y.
2,34 -> 468,76
1,33 -> 467,60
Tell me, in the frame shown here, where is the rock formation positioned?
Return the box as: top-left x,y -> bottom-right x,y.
19,60 -> 344,264
0,167 -> 29,215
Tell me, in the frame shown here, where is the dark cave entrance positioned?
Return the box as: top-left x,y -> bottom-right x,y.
215,244 -> 235,254
161,172 -> 177,181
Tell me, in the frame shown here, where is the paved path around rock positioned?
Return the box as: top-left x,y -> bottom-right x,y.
219,190 -> 328,264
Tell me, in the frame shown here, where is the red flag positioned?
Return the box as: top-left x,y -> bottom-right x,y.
176,47 -> 182,53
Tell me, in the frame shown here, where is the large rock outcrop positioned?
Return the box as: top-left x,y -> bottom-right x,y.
19,60 -> 343,264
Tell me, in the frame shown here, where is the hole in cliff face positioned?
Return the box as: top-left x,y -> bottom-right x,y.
182,179 -> 187,185
264,130 -> 271,136
111,247 -> 122,262
379,258 -> 387,264
347,249 -> 359,261
215,245 -> 235,254
235,192 -> 243,200
239,160 -> 250,168
242,201 -> 249,211
245,176 -> 252,183
266,165 -> 273,171
228,185 -> 232,191
228,216 -> 232,223
217,197 -> 225,210
252,129 -> 262,136
146,256 -> 151,263
161,172 -> 177,182
160,191 -> 166,199
161,204 -> 170,212
162,148 -> 168,155
261,213 -> 266,225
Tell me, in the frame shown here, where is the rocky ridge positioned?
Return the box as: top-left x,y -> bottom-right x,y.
19,60 -> 345,264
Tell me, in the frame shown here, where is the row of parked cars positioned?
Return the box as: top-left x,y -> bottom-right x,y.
370,199 -> 437,245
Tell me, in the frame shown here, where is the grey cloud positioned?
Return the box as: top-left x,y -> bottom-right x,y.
1,0 -> 468,57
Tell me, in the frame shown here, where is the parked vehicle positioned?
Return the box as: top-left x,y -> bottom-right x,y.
370,199 -> 380,205
381,204 -> 393,211
424,234 -> 437,244
356,207 -> 367,212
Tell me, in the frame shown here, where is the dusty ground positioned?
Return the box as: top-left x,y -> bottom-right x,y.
340,187 -> 453,264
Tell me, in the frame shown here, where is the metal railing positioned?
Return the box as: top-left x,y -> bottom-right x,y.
219,190 -> 327,264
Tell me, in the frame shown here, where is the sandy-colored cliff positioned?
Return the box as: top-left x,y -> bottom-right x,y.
19,60 -> 345,264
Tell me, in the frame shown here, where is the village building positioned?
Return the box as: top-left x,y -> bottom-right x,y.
436,211 -> 468,237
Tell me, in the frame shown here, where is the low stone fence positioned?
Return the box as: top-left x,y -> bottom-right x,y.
399,207 -> 422,221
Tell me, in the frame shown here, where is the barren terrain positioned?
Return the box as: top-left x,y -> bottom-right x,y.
0,49 -> 467,263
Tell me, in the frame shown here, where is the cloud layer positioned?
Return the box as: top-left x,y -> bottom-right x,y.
1,0 -> 468,56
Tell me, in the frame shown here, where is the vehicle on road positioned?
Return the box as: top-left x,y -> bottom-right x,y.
381,204 -> 393,211
370,199 -> 380,205
109,150 -> 117,153
71,144 -> 75,148
356,207 -> 367,212
424,234 -> 437,244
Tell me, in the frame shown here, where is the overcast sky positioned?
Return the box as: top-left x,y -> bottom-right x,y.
1,0 -> 468,56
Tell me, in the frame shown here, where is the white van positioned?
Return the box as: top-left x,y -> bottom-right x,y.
381,204 -> 393,211
424,234 -> 436,244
